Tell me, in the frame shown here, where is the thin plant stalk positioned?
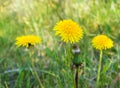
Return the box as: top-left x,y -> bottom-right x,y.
66,43 -> 72,66
75,66 -> 79,88
29,51 -> 44,88
72,71 -> 76,88
5,81 -> 8,88
96,50 -> 103,87
31,61 -> 44,88
71,64 -> 76,88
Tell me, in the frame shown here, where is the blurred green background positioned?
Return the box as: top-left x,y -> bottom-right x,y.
0,0 -> 120,88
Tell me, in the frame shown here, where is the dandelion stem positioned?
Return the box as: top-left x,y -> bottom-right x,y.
31,61 -> 44,88
29,51 -> 44,88
5,81 -> 8,88
96,50 -> 103,87
75,65 -> 79,88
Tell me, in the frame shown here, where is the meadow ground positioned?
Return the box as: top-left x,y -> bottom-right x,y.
0,0 -> 120,88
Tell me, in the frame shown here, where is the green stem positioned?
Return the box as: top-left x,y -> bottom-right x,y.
75,66 -> 79,88
66,43 -> 71,67
5,81 -> 8,88
31,61 -> 44,88
29,51 -> 44,88
96,50 -> 103,87
72,70 -> 76,88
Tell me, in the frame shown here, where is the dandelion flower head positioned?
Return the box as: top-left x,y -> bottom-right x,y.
53,19 -> 83,43
92,35 -> 113,50
15,35 -> 41,48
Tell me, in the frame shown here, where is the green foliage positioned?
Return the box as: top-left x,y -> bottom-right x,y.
0,0 -> 120,88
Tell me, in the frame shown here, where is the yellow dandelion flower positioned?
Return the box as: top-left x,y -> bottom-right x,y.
15,35 -> 41,48
53,19 -> 83,43
92,35 -> 113,50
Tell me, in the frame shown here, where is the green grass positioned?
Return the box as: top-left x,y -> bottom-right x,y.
0,0 -> 120,88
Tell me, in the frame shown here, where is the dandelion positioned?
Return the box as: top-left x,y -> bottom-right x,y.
54,20 -> 83,88
92,35 -> 113,87
92,35 -> 113,50
15,35 -> 41,48
53,19 -> 83,43
15,35 -> 44,88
